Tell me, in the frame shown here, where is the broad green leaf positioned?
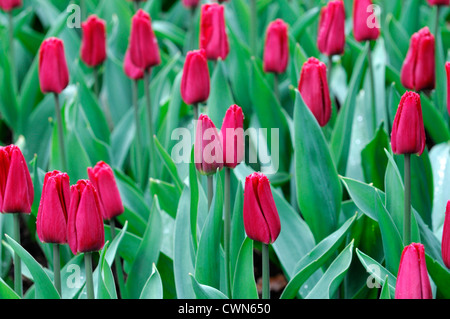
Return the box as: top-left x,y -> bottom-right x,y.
341,176 -> 380,222
232,237 -> 258,299
140,263 -> 163,299
379,276 -> 392,299
0,277 -> 20,299
96,242 -> 116,299
149,179 -> 180,219
425,254 -> 450,299
190,274 -> 229,299
421,91 -> 450,145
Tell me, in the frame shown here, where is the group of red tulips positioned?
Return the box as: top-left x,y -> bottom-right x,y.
1,0 -> 450,300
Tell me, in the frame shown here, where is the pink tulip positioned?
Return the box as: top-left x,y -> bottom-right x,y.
353,0 -> 380,42
38,37 -> 70,94
263,19 -> 289,74
81,15 -> 107,67
220,104 -> 244,169
317,0 -> 346,56
194,114 -> 223,175
0,0 -> 21,11
446,62 -> 450,116
200,3 -> 229,61
427,0 -> 449,5
180,49 -> 210,105
123,49 -> 144,80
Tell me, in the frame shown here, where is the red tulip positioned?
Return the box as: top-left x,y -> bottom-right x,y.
317,0 -> 346,56
81,15 -> 107,67
446,62 -> 450,116
182,0 -> 200,8
427,0 -> 449,5
0,145 -> 34,214
391,91 -> 426,156
442,201 -> 450,269
220,104 -> 244,169
88,161 -> 124,220
129,9 -> 161,70
401,27 -> 435,92
263,19 -> 289,74
124,49 -> 144,80
353,0 -> 380,42
38,37 -> 70,94
36,171 -> 70,244
180,49 -> 210,105
395,243 -> 432,299
67,180 -> 105,255
243,172 -> 280,244
298,57 -> 331,127
0,0 -> 21,11
194,114 -> 223,175
200,3 -> 229,61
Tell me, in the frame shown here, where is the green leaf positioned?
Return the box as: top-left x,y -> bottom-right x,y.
232,237 -> 258,299
420,92 -> 450,145
0,277 -> 20,299
293,90 -> 342,242
190,274 -> 229,299
425,254 -> 450,299
95,242 -> 116,299
379,276 -> 392,299
149,179 -> 180,219
154,135 -> 184,193
140,263 -> 163,299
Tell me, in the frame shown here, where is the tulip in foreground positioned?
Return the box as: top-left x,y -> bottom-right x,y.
263,19 -> 289,74
0,0 -> 21,11
194,114 -> 223,176
352,0 -> 380,42
317,0 -> 346,56
81,15 -> 107,67
395,243 -> 432,299
180,49 -> 210,107
200,3 -> 229,61
221,104 -> 244,169
38,37 -> 70,94
442,201 -> 450,269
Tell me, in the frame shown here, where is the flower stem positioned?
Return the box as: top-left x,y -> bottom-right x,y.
53,244 -> 61,296
13,213 -> 22,297
435,5 -> 440,38
261,243 -> 270,299
132,80 -> 143,187
250,0 -> 257,56
224,167 -> 231,296
8,11 -> 16,91
93,65 -> 100,98
367,41 -> 377,135
273,73 -> 280,104
207,175 -> 214,210
403,154 -> 411,246
54,93 -> 67,173
84,252 -> 94,299
134,0 -> 139,11
109,218 -> 126,299
144,69 -> 156,179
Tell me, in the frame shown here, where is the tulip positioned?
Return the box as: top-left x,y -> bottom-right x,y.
36,171 -> 70,244
263,19 -> 289,74
180,49 -> 210,107
317,0 -> 346,56
194,114 -> 223,176
38,37 -> 70,94
352,0 -> 380,42
391,91 -> 426,156
395,243 -> 432,299
220,104 -> 244,169
0,0 -> 21,11
446,62 -> 450,116
0,145 -> 34,214
80,15 -> 107,67
243,172 -> 281,245
182,0 -> 200,8
129,9 -> 161,71
442,201 -> 450,269
298,57 -> 331,127
123,49 -> 144,80
88,161 -> 124,220
427,0 -> 449,5
200,3 -> 229,61
401,27 -> 435,92
67,180 -> 105,255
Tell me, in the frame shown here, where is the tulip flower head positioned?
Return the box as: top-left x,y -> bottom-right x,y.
88,161 -> 124,220
353,0 -> 380,42
427,0 -> 449,5
441,201 -> 450,269
0,145 -> 34,214
395,243 -> 432,299
180,49 -> 210,105
81,15 -> 107,67
36,171 -> 70,244
401,27 -> 435,92
446,62 -> 450,116
182,0 -> 200,8
67,180 -> 105,255
220,104 -> 244,169
263,19 -> 289,74
243,173 -> 281,244
317,0 -> 346,56
123,49 -> 144,80
200,3 -> 229,61
194,114 -> 223,175
38,37 -> 70,94
298,57 -> 332,127
0,0 -> 21,11
391,91 -> 426,156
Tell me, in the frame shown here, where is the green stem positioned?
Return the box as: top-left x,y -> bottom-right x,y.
84,252 -> 94,299
189,6 -> 197,52
80,0 -> 86,21
134,0 -> 139,11
435,5 -> 440,38
109,218 -> 126,299
367,41 -> 377,134
8,11 -> 16,91
261,243 -> 270,299
327,55 -> 333,84
144,69 -> 156,179
54,93 -> 67,172
224,168 -> 231,297
13,213 -> 22,297
207,175 -> 214,210
53,244 -> 61,296
403,154 -> 411,246
250,0 -> 257,56
132,80 -> 143,187
273,73 -> 280,104
93,66 -> 100,98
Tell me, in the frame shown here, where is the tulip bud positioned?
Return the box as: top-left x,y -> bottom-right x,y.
88,161 -> 124,220
182,0 -> 200,8
200,3 -> 229,61
391,91 -> 426,156
38,37 -> 70,94
81,15 -> 107,67
220,104 -> 244,169
446,62 -> 449,116
243,172 -> 281,244
0,145 -> 34,214
442,201 -> 450,269
401,27 -> 435,92
67,180 -> 105,255
36,171 -> 70,244
195,114 -> 223,175
317,0 -> 346,56
352,0 -> 380,42
0,0 -> 21,11
263,19 -> 289,74
124,49 -> 144,80
129,9 -> 161,70
427,0 -> 449,5
395,243 -> 432,299
298,57 -> 332,127
180,49 -> 210,105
